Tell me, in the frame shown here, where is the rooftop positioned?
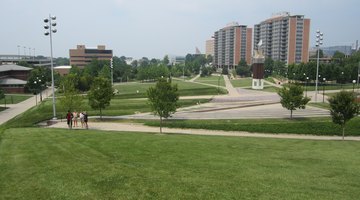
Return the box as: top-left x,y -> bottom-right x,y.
0,64 -> 32,72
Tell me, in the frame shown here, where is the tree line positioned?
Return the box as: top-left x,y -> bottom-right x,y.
233,50 -> 360,83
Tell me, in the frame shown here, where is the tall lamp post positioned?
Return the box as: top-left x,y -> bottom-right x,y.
315,30 -> 323,102
305,77 -> 309,97
44,14 -> 57,120
341,71 -> 344,89
322,77 -> 326,103
357,62 -> 360,92
353,80 -> 356,92
110,57 -> 113,86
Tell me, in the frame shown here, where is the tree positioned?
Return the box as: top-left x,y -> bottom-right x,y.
236,59 -> 251,77
59,74 -> 83,114
162,55 -> 170,65
222,67 -> 229,75
277,84 -> 310,119
264,57 -> 274,77
328,91 -> 360,140
87,77 -> 114,119
147,78 -> 179,134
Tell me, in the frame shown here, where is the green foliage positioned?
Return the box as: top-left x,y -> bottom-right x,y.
328,91 -> 360,139
88,77 -> 114,119
289,51 -> 360,83
278,84 -> 311,119
200,66 -> 213,77
59,74 -> 83,112
137,65 -> 169,81
236,59 -> 251,77
162,55 -> 169,65
185,54 -> 208,74
221,67 -> 229,75
55,57 -> 70,66
147,78 -> 179,133
0,89 -> 4,100
264,57 -> 274,77
26,67 -> 51,92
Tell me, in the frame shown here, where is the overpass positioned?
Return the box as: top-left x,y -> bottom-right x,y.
0,54 -> 52,67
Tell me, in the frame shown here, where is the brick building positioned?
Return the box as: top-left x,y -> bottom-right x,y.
0,64 -> 32,93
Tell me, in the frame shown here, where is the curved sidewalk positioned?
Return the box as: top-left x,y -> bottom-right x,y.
48,121 -> 360,141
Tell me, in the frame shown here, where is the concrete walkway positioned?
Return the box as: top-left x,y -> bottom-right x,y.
0,87 -> 54,125
223,75 -> 240,97
47,121 -> 360,141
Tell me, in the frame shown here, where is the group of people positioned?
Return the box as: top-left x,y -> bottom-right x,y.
66,110 -> 88,129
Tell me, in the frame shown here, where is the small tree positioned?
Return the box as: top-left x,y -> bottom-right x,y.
328,91 -> 359,140
88,77 -> 114,119
278,84 -> 310,119
147,78 -> 179,133
222,67 -> 229,75
59,75 -> 83,114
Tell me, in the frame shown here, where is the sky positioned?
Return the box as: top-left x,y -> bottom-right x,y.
0,0 -> 359,59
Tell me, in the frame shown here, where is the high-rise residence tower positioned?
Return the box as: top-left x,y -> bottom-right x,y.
254,12 -> 310,64
214,22 -> 252,68
205,39 -> 215,57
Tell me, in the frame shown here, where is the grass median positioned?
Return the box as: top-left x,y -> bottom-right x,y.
144,117 -> 360,136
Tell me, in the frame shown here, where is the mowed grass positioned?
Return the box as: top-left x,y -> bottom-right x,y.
113,80 -> 227,99
0,94 -> 32,104
0,128 -> 360,199
194,75 -> 225,87
144,117 -> 360,136
230,78 -> 253,88
2,98 -> 210,129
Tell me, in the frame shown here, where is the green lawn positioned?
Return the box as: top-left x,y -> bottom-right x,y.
2,98 -> 210,129
230,77 -> 253,87
113,80 -> 227,99
0,128 -> 359,199
144,117 -> 360,136
194,75 -> 225,87
255,86 -> 279,93
0,94 -> 32,104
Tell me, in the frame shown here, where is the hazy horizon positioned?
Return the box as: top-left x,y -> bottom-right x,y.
1,0 -> 359,59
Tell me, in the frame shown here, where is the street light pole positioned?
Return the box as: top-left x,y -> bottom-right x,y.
341,71 -> 344,89
44,14 -> 57,120
323,77 -> 326,103
315,30 -> 323,102
305,77 -> 309,97
17,45 -> 20,59
357,62 -> 360,92
110,57 -> 113,86
353,80 -> 356,92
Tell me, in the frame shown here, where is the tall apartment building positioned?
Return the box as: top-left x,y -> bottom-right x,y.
253,12 -> 310,64
205,39 -> 215,57
69,45 -> 113,68
214,22 -> 252,68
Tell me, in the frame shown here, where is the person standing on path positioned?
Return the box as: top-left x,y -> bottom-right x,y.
79,112 -> 84,128
83,111 -> 88,129
66,110 -> 73,129
73,111 -> 78,127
